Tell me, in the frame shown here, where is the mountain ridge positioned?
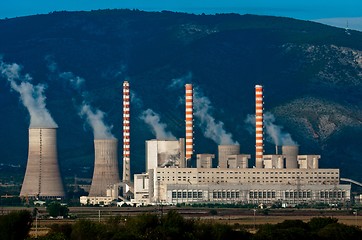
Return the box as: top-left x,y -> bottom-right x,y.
0,9 -> 361,183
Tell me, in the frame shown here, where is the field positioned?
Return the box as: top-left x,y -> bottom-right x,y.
1,206 -> 360,237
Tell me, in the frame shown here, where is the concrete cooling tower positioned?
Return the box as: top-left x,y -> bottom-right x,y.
218,145 -> 240,168
20,128 -> 65,199
282,145 -> 299,169
89,139 -> 120,197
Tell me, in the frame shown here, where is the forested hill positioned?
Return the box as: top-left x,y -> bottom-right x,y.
0,9 -> 361,182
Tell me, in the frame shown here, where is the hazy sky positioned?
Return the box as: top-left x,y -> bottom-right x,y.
0,0 -> 361,30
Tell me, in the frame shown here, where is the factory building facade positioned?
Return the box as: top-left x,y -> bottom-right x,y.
134,165 -> 350,206
132,83 -> 350,206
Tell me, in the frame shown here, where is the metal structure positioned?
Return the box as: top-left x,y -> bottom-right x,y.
282,145 -> 299,168
255,85 -> 264,168
123,81 -> 131,183
89,139 -> 120,196
218,145 -> 240,168
185,84 -> 193,163
20,128 -> 65,199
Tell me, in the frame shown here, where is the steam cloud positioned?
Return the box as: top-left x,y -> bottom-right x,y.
168,72 -> 192,90
47,60 -> 114,139
140,109 -> 176,140
194,87 -> 238,145
79,104 -> 114,139
0,59 -> 57,128
244,112 -> 297,146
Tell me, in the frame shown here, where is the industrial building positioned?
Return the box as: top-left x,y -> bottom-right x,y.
20,128 -> 65,199
132,84 -> 351,206
88,139 -> 121,197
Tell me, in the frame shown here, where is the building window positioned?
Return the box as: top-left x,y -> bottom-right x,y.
182,192 -> 187,198
198,191 -> 203,198
172,192 -> 177,199
188,192 -> 192,198
177,192 -> 182,198
272,192 -> 276,198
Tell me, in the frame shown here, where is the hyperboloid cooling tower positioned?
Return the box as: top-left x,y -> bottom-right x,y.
89,139 -> 120,196
20,128 -> 65,199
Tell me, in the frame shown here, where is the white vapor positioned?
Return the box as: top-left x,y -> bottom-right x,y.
168,72 -> 192,90
79,103 -> 114,139
46,60 -> 114,139
244,112 -> 297,146
0,59 -> 57,128
140,109 -> 176,140
194,87 -> 237,145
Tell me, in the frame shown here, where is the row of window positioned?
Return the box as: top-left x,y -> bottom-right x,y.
171,191 -> 203,199
320,191 -> 346,198
212,191 -> 240,199
285,191 -> 311,198
249,191 -> 276,199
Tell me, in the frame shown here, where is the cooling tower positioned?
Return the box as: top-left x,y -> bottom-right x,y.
123,81 -> 131,183
89,139 -> 120,197
20,128 -> 65,199
185,84 -> 193,162
282,145 -> 299,169
218,145 -> 240,168
255,85 -> 264,168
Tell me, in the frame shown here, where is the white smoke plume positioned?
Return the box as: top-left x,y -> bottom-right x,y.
46,60 -> 114,139
264,112 -> 297,146
140,109 -> 176,140
79,103 -> 114,139
194,87 -> 238,145
0,59 -> 57,128
168,72 -> 192,90
244,112 -> 297,146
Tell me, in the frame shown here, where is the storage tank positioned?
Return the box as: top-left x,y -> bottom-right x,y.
218,145 -> 240,168
20,128 -> 65,198
282,145 -> 299,169
89,139 -> 120,196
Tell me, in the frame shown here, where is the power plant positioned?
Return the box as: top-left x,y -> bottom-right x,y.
13,79 -> 351,207
132,84 -> 351,207
20,128 -> 65,199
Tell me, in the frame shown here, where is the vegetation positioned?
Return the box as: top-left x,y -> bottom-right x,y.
0,210 -> 361,240
46,201 -> 69,218
0,210 -> 32,240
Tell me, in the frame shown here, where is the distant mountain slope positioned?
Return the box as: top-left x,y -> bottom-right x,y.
0,9 -> 361,183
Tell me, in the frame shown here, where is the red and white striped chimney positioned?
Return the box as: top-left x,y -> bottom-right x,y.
123,81 -> 131,182
185,84 -> 193,162
255,85 -> 264,168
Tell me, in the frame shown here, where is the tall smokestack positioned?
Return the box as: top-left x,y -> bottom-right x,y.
185,84 -> 193,163
20,128 -> 65,199
255,85 -> 264,168
123,81 -> 131,183
89,139 -> 120,196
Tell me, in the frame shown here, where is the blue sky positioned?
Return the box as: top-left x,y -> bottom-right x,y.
1,0 -> 361,30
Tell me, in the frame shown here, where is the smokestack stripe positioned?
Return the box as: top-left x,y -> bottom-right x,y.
185,84 -> 193,160
255,85 -> 263,168
123,81 -> 131,183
